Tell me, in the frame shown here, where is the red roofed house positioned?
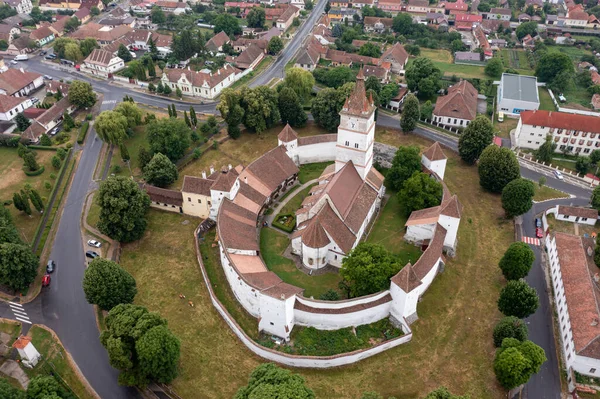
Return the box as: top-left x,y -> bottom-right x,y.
432,80 -> 478,128
566,4 -> 589,27
160,64 -> 241,99
454,13 -> 483,30
206,31 -> 230,54
363,16 -> 393,33
275,4 -> 299,30
380,42 -> 409,75
0,94 -> 32,121
82,49 -> 125,78
377,0 -> 403,13
442,0 -> 467,14
232,43 -> 264,70
515,110 -> 600,155
13,335 -> 41,368
556,205 -> 598,226
29,26 -> 55,46
0,68 -> 44,98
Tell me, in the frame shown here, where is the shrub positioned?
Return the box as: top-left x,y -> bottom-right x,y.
66,142 -> 73,149
272,213 -> 296,233
22,165 -> 45,176
111,164 -> 122,174
50,173 -> 56,179
57,147 -> 67,160
77,121 -> 90,144
192,148 -> 201,159
44,181 -> 52,190
51,156 -> 61,169
493,316 -> 528,347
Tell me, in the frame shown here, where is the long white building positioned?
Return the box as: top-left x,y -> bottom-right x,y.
515,110 -> 600,156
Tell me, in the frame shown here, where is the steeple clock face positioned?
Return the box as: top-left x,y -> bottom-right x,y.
348,117 -> 356,129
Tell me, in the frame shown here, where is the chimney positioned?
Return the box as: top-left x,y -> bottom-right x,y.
202,171 -> 206,179
218,69 -> 220,75
221,166 -> 227,173
210,165 -> 215,174
244,176 -> 248,184
228,164 -> 232,170
19,67 -> 24,73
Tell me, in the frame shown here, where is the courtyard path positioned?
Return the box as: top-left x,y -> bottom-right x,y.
264,178 -> 319,229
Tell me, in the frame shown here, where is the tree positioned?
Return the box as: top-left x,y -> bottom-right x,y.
311,88 -> 344,131
97,176 -> 150,243
217,89 -> 245,139
150,6 -> 166,24
494,338 -> 546,389
485,57 -> 504,78
405,58 -> 441,99
83,258 -> 137,311
19,190 -> 31,216
114,102 -> 142,129
39,133 -> 51,146
235,363 -> 315,399
100,304 -> 180,387
62,112 -> 74,131
305,0 -> 313,9
246,7 -> 265,28
267,36 -> 284,55
424,387 -> 469,399
358,42 -> 381,57
576,156 -> 591,175
365,76 -> 381,94
319,289 -> 340,301
384,146 -> 421,191
339,243 -> 401,297
147,118 -> 191,162
498,280 -> 539,318
90,6 -> 100,15
119,142 -> 130,162
95,111 -> 128,145
516,21 -> 537,40
26,376 -> 68,399
493,316 -> 528,347
118,44 -> 133,62
535,136 -> 556,163
325,0 -> 331,12
398,172 -> 443,215
189,106 -> 197,127
163,84 -> 172,95
400,94 -> 419,133
184,110 -> 191,127
278,87 -> 307,128
0,243 -> 38,291
313,67 -> 356,88
0,208 -> 23,245
213,14 -> 241,36
22,152 -> 39,172
15,113 -> 30,131
138,147 -> 152,171
12,192 -> 26,215
29,189 -> 44,213
68,80 -> 96,108
451,39 -> 465,53
478,146 -> 520,193
53,37 -> 77,59
64,16 -> 81,33
499,242 -> 535,282
0,377 -> 25,399
536,52 -> 574,89
143,153 -> 178,188
283,68 -> 315,103
501,178 -> 535,218
240,86 -> 280,134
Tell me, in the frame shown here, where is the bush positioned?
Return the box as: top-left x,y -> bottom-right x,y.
192,148 -> 201,159
44,181 -> 52,190
51,156 -> 61,169
111,164 -> 122,174
66,142 -> 73,149
50,173 -> 56,179
319,289 -> 340,301
493,316 -> 528,347
86,113 -> 93,120
57,147 -> 67,160
22,165 -> 45,176
77,121 -> 90,144
272,213 -> 296,233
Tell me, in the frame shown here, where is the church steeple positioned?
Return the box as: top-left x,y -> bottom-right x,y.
341,67 -> 375,117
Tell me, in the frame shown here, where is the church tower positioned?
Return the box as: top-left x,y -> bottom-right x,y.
335,68 -> 376,180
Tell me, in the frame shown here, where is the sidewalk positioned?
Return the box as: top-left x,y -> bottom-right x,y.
264,178 -> 319,228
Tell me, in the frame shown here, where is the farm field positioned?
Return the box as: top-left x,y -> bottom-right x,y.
500,49 -> 535,75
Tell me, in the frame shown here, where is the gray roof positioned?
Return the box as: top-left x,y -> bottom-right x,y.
499,73 -> 539,104
454,51 -> 481,62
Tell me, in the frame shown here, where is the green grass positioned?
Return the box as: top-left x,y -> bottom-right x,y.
539,88 -> 556,111
546,44 -> 592,62
0,320 -> 21,343
366,194 -> 423,266
298,162 -> 333,184
228,56 -> 273,91
533,185 -> 569,201
277,184 -> 316,216
500,49 -> 535,75
109,125 -> 149,177
260,228 -> 341,299
27,326 -> 95,399
87,200 -> 101,229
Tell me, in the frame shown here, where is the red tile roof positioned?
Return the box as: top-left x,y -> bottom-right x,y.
0,94 -> 28,113
423,142 -> 447,162
0,69 -> 42,96
341,68 -> 375,117
557,205 -> 598,220
278,124 -> 298,142
391,263 -> 422,292
520,110 -> 600,135
433,80 -> 478,121
12,335 -> 31,350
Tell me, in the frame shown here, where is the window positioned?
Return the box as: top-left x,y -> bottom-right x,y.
308,258 -> 313,265
197,199 -> 201,204
188,197 -> 191,202
591,368 -> 597,373
345,140 -> 349,146
354,143 -> 359,149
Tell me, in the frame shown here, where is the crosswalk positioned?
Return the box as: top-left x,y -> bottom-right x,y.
8,302 -> 31,324
522,236 -> 541,246
101,100 -> 116,105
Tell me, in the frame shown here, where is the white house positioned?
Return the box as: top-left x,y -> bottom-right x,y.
557,206 -> 598,226
2,0 -> 33,14
0,94 -> 31,121
514,110 -> 600,156
432,80 -> 478,128
12,335 -> 40,368
161,65 -> 241,100
497,73 -> 540,117
421,142 -> 447,180
547,232 -> 600,393
0,68 -> 44,98
82,49 -> 125,78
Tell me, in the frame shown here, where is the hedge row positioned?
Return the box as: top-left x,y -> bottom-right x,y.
271,213 -> 296,233
28,145 -> 59,151
22,165 -> 45,176
77,122 -> 89,144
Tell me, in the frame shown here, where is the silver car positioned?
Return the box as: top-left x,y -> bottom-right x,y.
87,239 -> 101,248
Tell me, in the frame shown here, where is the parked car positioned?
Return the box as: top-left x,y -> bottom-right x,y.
535,227 -> 543,238
10,60 -> 17,65
42,274 -> 51,287
49,126 -> 60,136
553,170 -> 564,180
535,218 -> 542,228
75,64 -> 80,71
87,239 -> 101,248
85,250 -> 99,259
30,97 -> 39,104
40,50 -> 47,55
45,55 -> 54,60
44,75 -> 53,80
46,260 -> 56,273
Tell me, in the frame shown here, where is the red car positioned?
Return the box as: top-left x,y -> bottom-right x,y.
535,227 -> 543,239
42,274 -> 51,287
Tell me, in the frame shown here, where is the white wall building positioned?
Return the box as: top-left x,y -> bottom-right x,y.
12,335 -> 40,368
556,205 -> 598,226
82,49 -> 125,78
161,65 -> 241,100
0,94 -> 31,121
497,73 -> 540,117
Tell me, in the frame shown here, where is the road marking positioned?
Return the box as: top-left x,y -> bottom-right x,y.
9,302 -> 23,308
15,317 -> 32,324
101,100 -> 116,105
11,309 -> 28,317
522,236 -> 541,246
8,302 -> 32,324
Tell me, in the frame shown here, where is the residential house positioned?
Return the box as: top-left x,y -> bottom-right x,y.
377,0 -> 402,14
432,80 -> 478,128
497,73 -> 539,116
5,35 -> 32,55
326,48 -> 352,67
565,4 -> 588,27
160,64 -> 241,99
98,17 -> 136,28
556,206 -> 598,225
442,0 -> 467,14
352,0 -> 374,8
518,13 -> 531,22
232,38 -> 267,53
521,33 -> 535,48
363,16 -> 393,33
155,1 -> 188,14
82,49 -> 125,78
0,24 -> 20,44
589,15 -> 600,29
482,7 -> 512,20
233,43 -> 264,70
69,23 -> 132,45
329,0 -> 349,6
363,65 -> 390,83
29,26 -> 55,46
38,0 -> 103,10
388,87 -> 408,111
328,7 -> 359,24
515,110 -> 600,155
380,42 -> 409,75
275,4 -> 299,30
46,81 -> 70,95
0,94 -> 32,121
22,97 -> 76,143
0,69 -> 44,98
407,0 -> 444,14
473,25 -> 492,58
454,13 -> 482,30
2,0 -> 32,14
46,15 -> 70,37
294,45 -> 320,71
454,51 -> 482,63
141,183 -> 184,214
490,39 -> 507,48
74,7 -> 91,24
291,0 -> 305,10
206,31 -> 230,54
224,2 -> 261,17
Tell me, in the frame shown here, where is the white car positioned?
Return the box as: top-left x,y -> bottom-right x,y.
87,239 -> 101,248
553,170 -> 564,180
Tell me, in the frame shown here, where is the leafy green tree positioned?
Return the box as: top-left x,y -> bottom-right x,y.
12,192 -> 26,215
499,242 -> 535,281
458,115 -> 494,164
114,102 -> 142,129
119,142 -> 130,162
0,208 -> 23,245
576,156 -> 591,175
90,6 -> 100,15
498,280 -> 539,318
384,146 -> 422,191
217,89 -> 245,138
379,83 -> 399,107
176,87 -> 182,98
313,67 -> 356,88
325,0 -> 331,12
268,36 -> 284,55
51,155 -> 61,169
100,304 -> 180,387
64,16 -> 81,33
150,6 -> 166,24
535,136 -> 556,163
64,42 -> 82,61
278,87 -> 307,128
147,118 -> 191,162
29,189 -> 44,213
493,316 -> 528,347
0,243 -> 38,291
143,153 -> 178,188
485,57 -> 504,78
246,7 -> 265,28
535,52 -> 574,91
311,88 -> 344,131
235,363 -> 315,399
501,178 -> 535,218
405,58 -> 441,99
22,152 -> 39,172
83,258 -> 137,311
0,377 -> 25,399
62,112 -> 74,131
68,80 -> 96,108
358,42 -> 381,57
515,21 -> 537,40
97,176 -> 150,243
138,147 -> 152,171
398,172 -> 443,215
365,76 -> 381,94
590,149 -> 600,165
340,243 -> 402,297
420,100 -> 433,121
319,289 -> 340,301
118,44 -> 133,62
424,387 -> 470,399
494,338 -> 546,389
400,94 -> 419,133
240,86 -> 280,134
478,146 -> 520,193
213,14 -> 241,36
15,113 -> 30,131
39,134 -> 51,146
26,375 -> 68,399
95,111 -> 128,145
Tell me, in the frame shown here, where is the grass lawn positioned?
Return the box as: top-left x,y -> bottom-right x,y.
27,326 -> 95,399
228,56 -> 273,90
495,117 -> 519,139
366,193 -> 422,266
277,184 -> 315,216
298,161 -> 333,184
547,45 -> 592,62
109,125 -> 149,178
546,213 -> 597,237
0,147 -> 59,244
173,122 -> 329,189
533,185 -> 569,202
500,49 -> 535,75
87,200 -> 101,229
539,88 -> 556,111
0,320 -> 21,343
260,228 -> 341,299
408,49 -> 487,79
